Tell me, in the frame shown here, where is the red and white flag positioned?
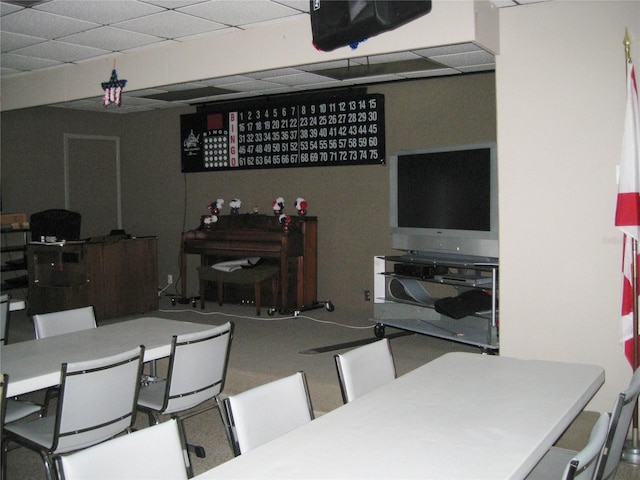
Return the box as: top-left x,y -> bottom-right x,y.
616,62 -> 640,366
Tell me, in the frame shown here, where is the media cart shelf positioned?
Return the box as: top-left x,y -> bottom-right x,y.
371,255 -> 499,352
1,213 -> 30,291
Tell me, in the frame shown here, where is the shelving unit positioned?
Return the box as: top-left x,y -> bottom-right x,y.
1,214 -> 30,291
371,254 -> 499,352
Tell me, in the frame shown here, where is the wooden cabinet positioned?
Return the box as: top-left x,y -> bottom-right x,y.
27,237 -> 158,320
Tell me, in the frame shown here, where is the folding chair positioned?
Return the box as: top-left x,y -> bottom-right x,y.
137,322 -> 233,465
223,371 -> 314,456
334,338 -> 396,403
2,346 -> 144,480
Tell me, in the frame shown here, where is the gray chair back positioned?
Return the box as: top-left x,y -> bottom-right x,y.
33,306 -> 97,339
334,338 -> 396,403
162,322 -> 233,414
223,371 -> 314,456
54,346 -> 144,453
597,367 -> 640,479
565,412 -> 610,480
55,419 -> 189,480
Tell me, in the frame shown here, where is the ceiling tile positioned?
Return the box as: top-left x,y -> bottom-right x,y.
401,68 -> 460,79
1,52 -> 61,70
0,67 -> 20,75
248,67 -> 306,80
0,2 -> 21,16
177,0 -> 300,27
203,75 -> 258,86
33,0 -> 165,24
59,26 -> 162,51
139,0 -> 209,8
15,40 -> 109,62
413,43 -> 484,58
217,79 -> 283,92
268,71 -> 337,87
1,8 -> 99,38
272,0 -> 308,13
430,50 -> 495,69
1,30 -> 45,52
364,51 -> 423,64
113,9 -> 226,39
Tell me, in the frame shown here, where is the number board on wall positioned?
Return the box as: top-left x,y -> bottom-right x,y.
180,92 -> 385,172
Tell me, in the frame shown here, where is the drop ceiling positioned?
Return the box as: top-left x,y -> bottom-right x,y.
0,0 -> 541,113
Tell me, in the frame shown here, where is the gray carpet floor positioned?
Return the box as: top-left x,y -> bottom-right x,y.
3,294 -> 640,479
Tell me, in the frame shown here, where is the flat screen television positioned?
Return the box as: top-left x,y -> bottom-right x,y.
389,143 -> 499,264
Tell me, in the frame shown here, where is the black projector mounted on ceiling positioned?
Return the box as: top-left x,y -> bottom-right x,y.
310,0 -> 432,52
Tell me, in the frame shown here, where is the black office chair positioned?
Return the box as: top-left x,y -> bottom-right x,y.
30,209 -> 81,242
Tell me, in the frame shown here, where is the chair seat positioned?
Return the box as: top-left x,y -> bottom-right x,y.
137,380 -> 168,411
526,447 -> 577,479
4,416 -> 56,450
5,399 -> 42,424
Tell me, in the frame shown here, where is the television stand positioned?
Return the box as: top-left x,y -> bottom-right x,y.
371,254 -> 499,352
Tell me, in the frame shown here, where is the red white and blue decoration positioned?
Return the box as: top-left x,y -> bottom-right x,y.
101,68 -> 127,107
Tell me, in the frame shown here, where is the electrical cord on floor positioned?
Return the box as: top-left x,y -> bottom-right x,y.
157,307 -> 373,330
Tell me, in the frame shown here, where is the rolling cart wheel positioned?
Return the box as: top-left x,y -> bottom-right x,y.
374,323 -> 385,339
325,301 -> 335,312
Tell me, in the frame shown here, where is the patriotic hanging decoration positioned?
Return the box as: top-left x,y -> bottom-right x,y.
616,59 -> 640,367
101,68 -> 127,107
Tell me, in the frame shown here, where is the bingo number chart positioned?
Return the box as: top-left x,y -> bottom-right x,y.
180,92 -> 385,172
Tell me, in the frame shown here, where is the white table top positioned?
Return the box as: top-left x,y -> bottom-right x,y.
196,352 -> 604,480
1,316 -> 212,397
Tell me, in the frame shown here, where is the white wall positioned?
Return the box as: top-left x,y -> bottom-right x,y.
497,0 -> 640,411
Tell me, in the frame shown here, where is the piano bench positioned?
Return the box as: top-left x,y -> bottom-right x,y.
197,264 -> 279,315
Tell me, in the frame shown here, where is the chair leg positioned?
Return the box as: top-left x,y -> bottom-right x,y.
217,281 -> 224,307
2,435 -> 56,480
254,281 -> 261,315
216,396 -> 235,454
146,410 -> 159,426
199,278 -> 206,310
174,417 -> 195,478
271,275 -> 279,310
41,451 -> 56,480
187,443 -> 206,458
42,387 -> 59,417
1,435 -> 8,480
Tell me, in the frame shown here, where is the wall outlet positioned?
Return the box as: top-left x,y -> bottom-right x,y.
364,290 -> 371,301
167,274 -> 173,285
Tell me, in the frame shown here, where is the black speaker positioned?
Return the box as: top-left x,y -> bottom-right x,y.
310,0 -> 432,52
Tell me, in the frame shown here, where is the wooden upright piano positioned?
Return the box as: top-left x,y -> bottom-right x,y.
180,215 -> 317,310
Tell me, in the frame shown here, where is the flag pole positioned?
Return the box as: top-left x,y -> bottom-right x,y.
622,29 -> 640,464
623,237 -> 640,463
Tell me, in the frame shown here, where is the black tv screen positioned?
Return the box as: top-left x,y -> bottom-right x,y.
397,149 -> 491,232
